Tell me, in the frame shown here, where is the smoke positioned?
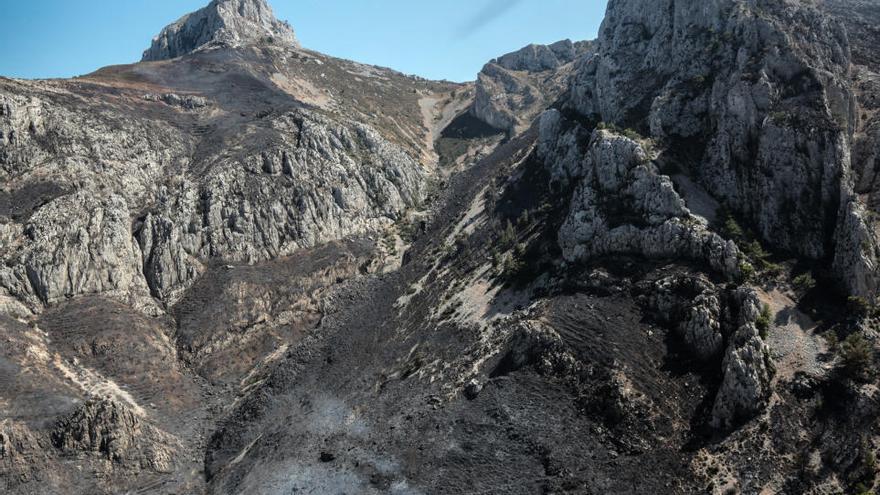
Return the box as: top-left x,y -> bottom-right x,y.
456,0 -> 524,38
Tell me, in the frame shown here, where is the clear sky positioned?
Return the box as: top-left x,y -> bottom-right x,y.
0,0 -> 607,82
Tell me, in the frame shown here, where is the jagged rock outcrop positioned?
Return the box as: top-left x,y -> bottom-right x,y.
493,39 -> 593,73
472,40 -> 594,134
5,0 -> 880,492
0,87 -> 188,201
142,93 -> 210,110
539,115 -> 742,278
537,104 -> 769,427
142,0 -> 298,61
0,192 -> 155,311
638,275 -> 773,428
710,286 -> 774,429
642,275 -> 727,360
51,399 -> 177,472
565,0 -> 880,299
0,43 -> 432,310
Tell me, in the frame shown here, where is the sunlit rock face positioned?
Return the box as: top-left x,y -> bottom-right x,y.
142,0 -> 299,61
472,40 -> 595,134
566,0 -> 880,299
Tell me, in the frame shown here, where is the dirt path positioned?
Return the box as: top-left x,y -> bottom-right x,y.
419,96 -> 442,166
419,89 -> 474,168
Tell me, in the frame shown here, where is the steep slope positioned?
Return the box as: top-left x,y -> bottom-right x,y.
203,1 -> 880,494
4,0 -> 880,494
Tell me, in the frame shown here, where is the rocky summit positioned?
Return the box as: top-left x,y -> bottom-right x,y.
2,0 -> 880,494
142,0 -> 299,61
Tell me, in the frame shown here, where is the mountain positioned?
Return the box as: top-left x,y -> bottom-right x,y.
142,0 -> 299,61
3,0 -> 880,494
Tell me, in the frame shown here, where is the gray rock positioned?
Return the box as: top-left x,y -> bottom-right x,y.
463,379 -> 483,400
0,62 -> 428,309
143,93 -> 210,110
640,275 -> 773,428
136,109 -> 426,303
0,192 -> 155,310
545,126 -> 742,278
51,399 -> 177,472
564,0 -> 880,298
710,287 -> 774,430
471,40 -> 595,134
492,39 -> 593,73
643,275 -> 726,360
142,0 -> 299,62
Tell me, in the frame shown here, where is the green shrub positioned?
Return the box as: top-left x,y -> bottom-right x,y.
595,122 -> 642,141
502,255 -> 525,281
838,333 -> 874,381
823,330 -> 840,351
863,447 -> 877,474
756,304 -> 773,339
491,248 -> 502,269
792,272 -> 817,293
743,240 -> 768,261
454,235 -> 469,254
738,261 -> 756,284
848,296 -> 873,320
622,128 -> 642,141
854,483 -> 872,495
499,220 -> 517,250
722,214 -> 745,242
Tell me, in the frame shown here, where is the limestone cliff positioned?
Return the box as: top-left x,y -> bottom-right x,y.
142,0 -> 299,61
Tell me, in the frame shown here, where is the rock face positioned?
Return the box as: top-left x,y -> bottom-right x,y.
51,399 -> 177,472
493,39 -> 593,73
0,27 -> 435,311
710,286 -> 774,430
142,0 -> 298,61
3,192 -> 154,307
539,114 -> 742,278
537,105 -> 769,428
135,108 -> 425,303
566,0 -> 880,300
642,275 -> 728,361
472,40 -> 594,134
1,421 -> 53,489
639,275 -> 773,428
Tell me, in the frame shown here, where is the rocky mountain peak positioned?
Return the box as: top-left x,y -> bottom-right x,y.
141,0 -> 299,61
492,39 -> 594,72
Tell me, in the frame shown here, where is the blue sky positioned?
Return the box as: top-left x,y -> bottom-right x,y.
0,0 -> 607,82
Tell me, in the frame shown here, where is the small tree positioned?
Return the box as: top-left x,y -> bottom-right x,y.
756,304 -> 773,339
792,272 -> 816,293
848,296 -> 873,321
499,220 -> 517,250
839,333 -> 874,381
722,214 -> 745,242
517,209 -> 531,227
738,261 -> 756,284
